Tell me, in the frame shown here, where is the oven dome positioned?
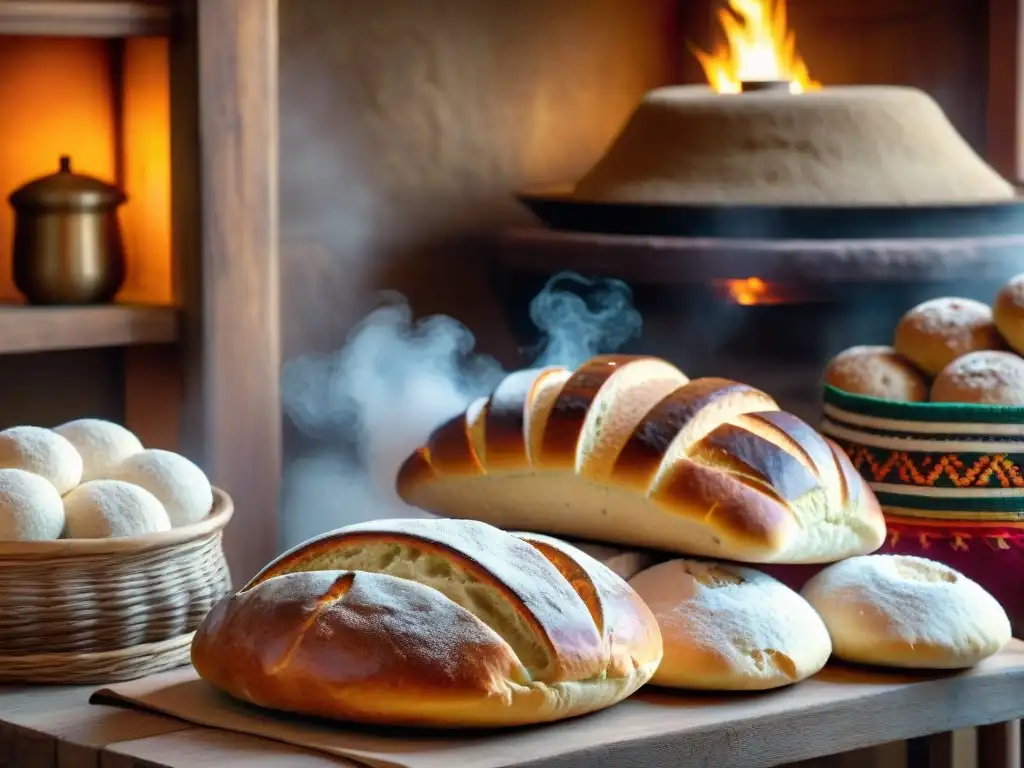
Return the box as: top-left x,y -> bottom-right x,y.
573,85 -> 1015,206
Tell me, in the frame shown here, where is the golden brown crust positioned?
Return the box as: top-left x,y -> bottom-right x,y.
823,345 -> 929,402
893,298 -> 1004,376
247,519 -> 606,682
193,519 -> 662,728
484,368 -> 568,471
536,355 -> 646,472
396,357 -> 887,564
610,378 -> 778,491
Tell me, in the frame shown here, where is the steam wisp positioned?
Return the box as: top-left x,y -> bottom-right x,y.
280,271 -> 642,548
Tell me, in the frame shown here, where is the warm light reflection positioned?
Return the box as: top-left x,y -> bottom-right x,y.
121,38 -> 172,305
692,0 -> 820,94
0,37 -> 171,305
0,38 -> 115,302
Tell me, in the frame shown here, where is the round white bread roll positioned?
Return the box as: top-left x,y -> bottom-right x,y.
0,426 -> 83,496
54,419 -> 144,482
802,555 -> 1011,669
0,467 -> 66,541
63,480 -> 171,538
628,559 -> 832,690
108,449 -> 213,527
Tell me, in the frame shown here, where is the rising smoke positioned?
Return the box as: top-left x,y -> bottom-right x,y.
279,271 -> 642,549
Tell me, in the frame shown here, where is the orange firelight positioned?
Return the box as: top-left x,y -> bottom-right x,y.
692,0 -> 820,94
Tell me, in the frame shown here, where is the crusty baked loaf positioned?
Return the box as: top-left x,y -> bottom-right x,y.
628,559 -> 832,690
931,350 -> 1024,405
397,355 -> 886,564
802,555 -> 1011,669
994,273 -> 1024,355
893,297 -> 1004,376
823,345 -> 928,402
191,518 -> 663,728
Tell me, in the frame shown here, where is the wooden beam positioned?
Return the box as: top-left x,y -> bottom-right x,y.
170,0 -> 281,584
988,0 -> 1024,181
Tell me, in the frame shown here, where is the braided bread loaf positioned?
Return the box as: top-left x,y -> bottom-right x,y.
191,518 -> 662,728
397,355 -> 886,564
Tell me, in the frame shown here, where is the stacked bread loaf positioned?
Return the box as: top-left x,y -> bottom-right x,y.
825,272 -> 1024,405
0,419 -> 214,542
192,352 -> 1013,729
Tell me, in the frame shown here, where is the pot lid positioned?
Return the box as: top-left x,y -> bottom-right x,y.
8,156 -> 126,211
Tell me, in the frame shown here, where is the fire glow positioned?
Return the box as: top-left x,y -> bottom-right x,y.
719,277 -> 785,306
692,0 -> 820,95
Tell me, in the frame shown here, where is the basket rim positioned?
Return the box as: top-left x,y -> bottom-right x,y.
822,384 -> 1024,423
0,486 -> 234,559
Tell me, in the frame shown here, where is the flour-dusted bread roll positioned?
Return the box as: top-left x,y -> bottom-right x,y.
893,297 -> 1004,376
397,355 -> 886,564
63,480 -> 171,538
628,559 -> 831,690
930,350 -> 1024,405
108,449 -> 213,526
823,345 -> 928,402
0,468 -> 65,541
802,555 -> 1012,669
54,419 -> 144,482
0,426 -> 83,496
994,273 -> 1024,355
191,518 -> 663,728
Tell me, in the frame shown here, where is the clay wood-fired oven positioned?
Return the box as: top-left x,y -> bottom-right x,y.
494,0 -> 1024,424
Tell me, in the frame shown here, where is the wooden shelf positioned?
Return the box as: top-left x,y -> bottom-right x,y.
0,1 -> 170,38
0,305 -> 179,354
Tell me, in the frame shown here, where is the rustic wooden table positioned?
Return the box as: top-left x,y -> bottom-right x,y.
0,644 -> 1021,768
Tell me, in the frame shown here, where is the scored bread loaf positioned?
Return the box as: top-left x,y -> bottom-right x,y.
397,355 -> 886,564
191,518 -> 662,728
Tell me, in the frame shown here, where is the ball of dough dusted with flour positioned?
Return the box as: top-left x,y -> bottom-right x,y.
993,273 -> 1024,355
63,480 -> 171,538
108,449 -> 213,527
0,426 -> 83,495
823,345 -> 928,402
893,297 -> 1004,376
628,559 -> 832,690
930,350 -> 1024,405
53,419 -> 143,482
0,468 -> 66,541
802,555 -> 1011,669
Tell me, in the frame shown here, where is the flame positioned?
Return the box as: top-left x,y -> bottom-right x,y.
720,277 -> 783,306
692,0 -> 819,94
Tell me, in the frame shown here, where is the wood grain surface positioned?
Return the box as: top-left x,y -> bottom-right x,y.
0,642 -> 1020,768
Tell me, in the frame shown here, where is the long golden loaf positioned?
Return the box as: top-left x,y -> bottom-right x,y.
191,518 -> 662,728
397,355 -> 886,564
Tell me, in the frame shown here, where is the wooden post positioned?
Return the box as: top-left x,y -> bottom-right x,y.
169,0 -> 281,584
988,0 -> 1024,181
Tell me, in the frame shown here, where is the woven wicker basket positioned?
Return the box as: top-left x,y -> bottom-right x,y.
0,487 -> 233,683
820,385 -> 1024,634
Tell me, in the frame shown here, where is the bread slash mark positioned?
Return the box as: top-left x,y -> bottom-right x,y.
270,572 -> 355,674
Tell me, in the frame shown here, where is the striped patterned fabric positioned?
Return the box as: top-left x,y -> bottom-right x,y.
821,385 -> 1023,634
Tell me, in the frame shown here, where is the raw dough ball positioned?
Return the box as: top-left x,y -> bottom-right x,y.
802,555 -> 1011,669
993,273 -> 1024,355
823,345 -> 928,402
628,559 -> 832,690
0,426 -> 83,495
54,419 -> 144,482
108,449 -> 213,527
63,480 -> 171,538
893,297 -> 1004,376
0,468 -> 65,541
930,350 -> 1024,405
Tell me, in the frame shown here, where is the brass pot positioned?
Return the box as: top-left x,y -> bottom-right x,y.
8,156 -> 127,305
